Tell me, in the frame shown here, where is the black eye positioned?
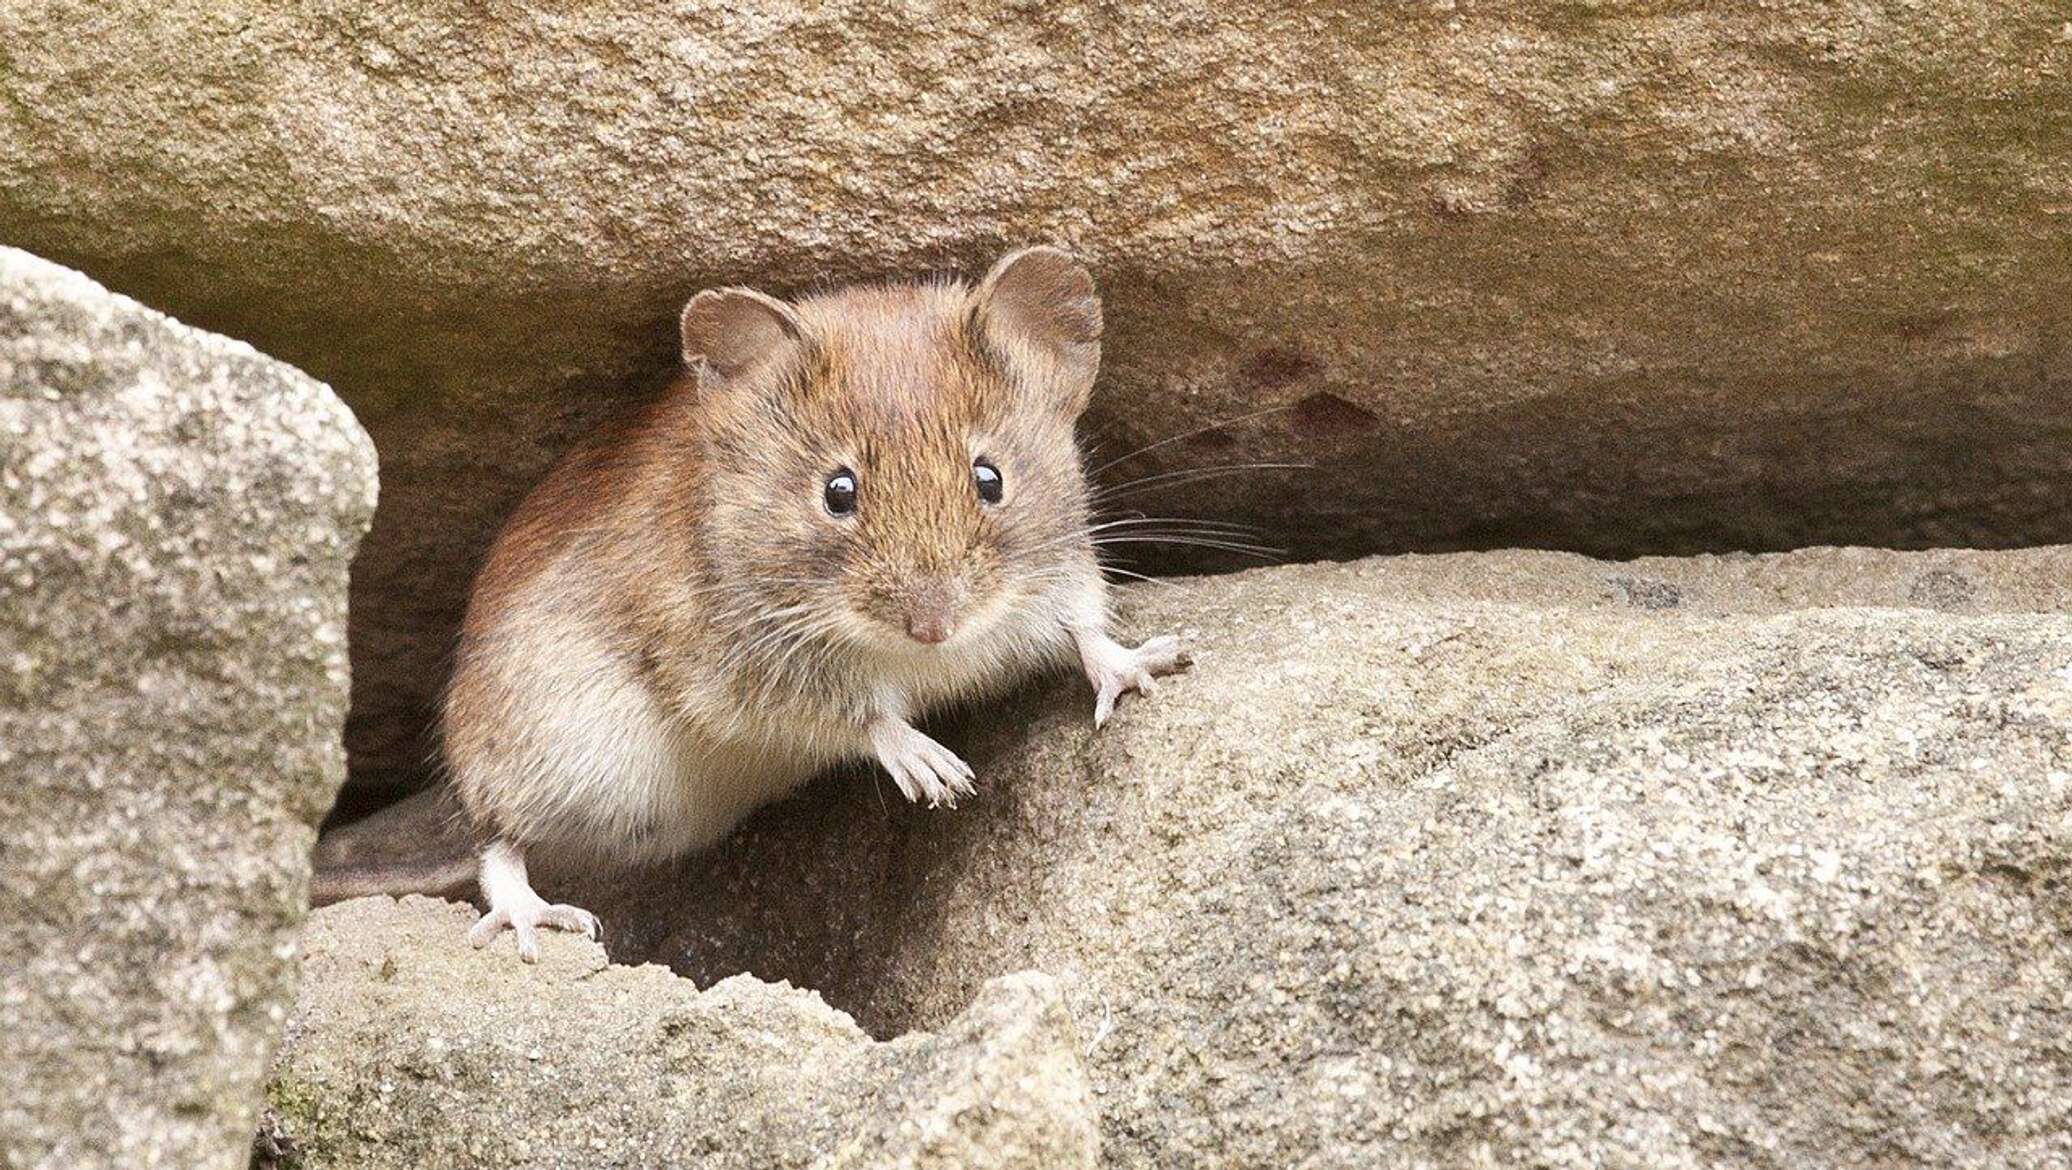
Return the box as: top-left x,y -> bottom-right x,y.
823,469 -> 857,517
973,458 -> 1003,505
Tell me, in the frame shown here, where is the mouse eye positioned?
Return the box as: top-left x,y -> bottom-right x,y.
972,458 -> 1003,505
823,469 -> 858,517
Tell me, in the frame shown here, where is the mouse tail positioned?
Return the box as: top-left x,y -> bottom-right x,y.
310,784 -> 483,907
311,853 -> 479,906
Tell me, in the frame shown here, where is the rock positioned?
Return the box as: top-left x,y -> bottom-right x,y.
497,547 -> 2069,1169
0,250 -> 376,1170
4,3 -> 2069,799
262,897 -> 1099,1170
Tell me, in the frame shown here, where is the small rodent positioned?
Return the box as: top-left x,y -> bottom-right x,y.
444,246 -> 1185,961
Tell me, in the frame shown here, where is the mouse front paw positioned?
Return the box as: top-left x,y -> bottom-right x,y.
1079,631 -> 1190,728
869,718 -> 976,809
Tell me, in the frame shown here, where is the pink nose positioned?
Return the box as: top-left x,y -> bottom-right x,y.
905,610 -> 953,645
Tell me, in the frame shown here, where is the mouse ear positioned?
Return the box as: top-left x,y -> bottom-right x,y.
680,288 -> 805,386
968,246 -> 1102,412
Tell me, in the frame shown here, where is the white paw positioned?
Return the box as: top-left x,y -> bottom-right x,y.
469,897 -> 600,965
870,720 -> 977,809
1086,633 -> 1189,728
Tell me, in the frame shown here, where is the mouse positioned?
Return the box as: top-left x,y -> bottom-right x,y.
439,246 -> 1187,961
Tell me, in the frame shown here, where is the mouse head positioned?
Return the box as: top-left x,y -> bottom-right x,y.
682,247 -> 1104,657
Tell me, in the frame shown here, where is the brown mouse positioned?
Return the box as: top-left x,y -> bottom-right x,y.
441,246 -> 1185,961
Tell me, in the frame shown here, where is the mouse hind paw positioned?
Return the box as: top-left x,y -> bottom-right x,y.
469,900 -> 600,964
469,841 -> 600,964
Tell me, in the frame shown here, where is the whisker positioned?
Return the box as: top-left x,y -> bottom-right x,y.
1095,535 -> 1282,559
1092,524 -> 1280,545
1087,515 -> 1266,535
1098,564 -> 1180,588
1087,404 -> 1295,476
1094,462 -> 1313,501
1002,514 -> 1272,568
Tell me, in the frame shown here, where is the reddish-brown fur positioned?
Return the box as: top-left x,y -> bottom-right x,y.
445,254 -> 1108,860
425,248 -> 1185,962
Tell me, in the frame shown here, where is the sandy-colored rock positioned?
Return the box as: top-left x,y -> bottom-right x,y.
3,2 -> 2068,798
396,546 -> 2072,1169
261,897 -> 1098,1170
0,251 -> 376,1170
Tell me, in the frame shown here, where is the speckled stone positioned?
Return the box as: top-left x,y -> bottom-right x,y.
261,897 -> 1098,1170
2,2 -> 2068,800
522,547 -> 2068,1169
0,250 -> 376,1170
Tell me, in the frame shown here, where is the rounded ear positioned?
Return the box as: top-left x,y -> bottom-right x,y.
680,287 -> 804,384
970,245 -> 1102,352
968,246 -> 1102,412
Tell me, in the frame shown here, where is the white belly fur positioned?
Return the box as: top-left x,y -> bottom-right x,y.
463,584 -> 826,866
515,650 -> 817,863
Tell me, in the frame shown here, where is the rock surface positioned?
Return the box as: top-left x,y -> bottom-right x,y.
262,897 -> 1099,1170
4,2 -> 2069,798
0,251 -> 376,1169
407,546 -> 2072,1169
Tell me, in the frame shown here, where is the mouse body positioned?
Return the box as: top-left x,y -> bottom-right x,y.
444,247 -> 1184,960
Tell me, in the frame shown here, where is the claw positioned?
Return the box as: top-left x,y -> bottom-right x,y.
470,842 -> 601,965
514,922 -> 541,964
540,903 -> 600,941
1078,629 -> 1188,728
871,718 -> 978,809
468,907 -> 510,949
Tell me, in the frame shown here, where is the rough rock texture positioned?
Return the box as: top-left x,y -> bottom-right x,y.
4,2 -> 2069,800
262,897 -> 1098,1170
0,250 -> 376,1170
366,546 -> 2070,1170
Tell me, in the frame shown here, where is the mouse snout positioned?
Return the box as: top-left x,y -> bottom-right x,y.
897,580 -> 965,646
905,609 -> 952,645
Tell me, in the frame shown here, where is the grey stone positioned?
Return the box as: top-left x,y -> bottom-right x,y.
1908,567 -> 1981,611
1,2 -> 2067,797
0,250 -> 376,1170
262,897 -> 1099,1170
493,547 -> 2070,1169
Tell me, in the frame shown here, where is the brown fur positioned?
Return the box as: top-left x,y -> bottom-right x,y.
442,250 -> 1111,865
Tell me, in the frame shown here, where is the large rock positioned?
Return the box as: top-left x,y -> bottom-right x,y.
328,547 -> 2072,1168
4,2 -> 2069,799
0,251 -> 376,1170
261,897 -> 1099,1170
